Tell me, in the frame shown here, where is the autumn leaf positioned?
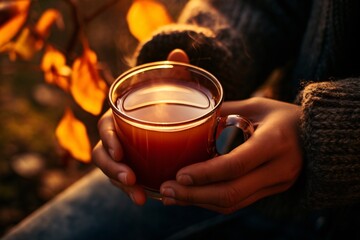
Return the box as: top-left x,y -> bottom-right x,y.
41,45 -> 71,91
0,8 -> 62,60
70,45 -> 108,116
0,0 -> 30,47
35,9 -> 63,38
1,27 -> 42,60
55,108 -> 91,163
127,0 -> 173,42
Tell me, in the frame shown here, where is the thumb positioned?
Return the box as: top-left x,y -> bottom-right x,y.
175,132 -> 270,186
167,49 -> 190,63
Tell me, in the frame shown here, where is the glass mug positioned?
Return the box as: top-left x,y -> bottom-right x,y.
109,61 -> 254,199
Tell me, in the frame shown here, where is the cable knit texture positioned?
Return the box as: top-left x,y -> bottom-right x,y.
299,79 -> 360,208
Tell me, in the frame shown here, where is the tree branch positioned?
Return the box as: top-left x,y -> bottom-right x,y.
63,0 -> 81,55
84,0 -> 121,23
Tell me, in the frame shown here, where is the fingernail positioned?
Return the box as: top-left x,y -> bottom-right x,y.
161,187 -> 175,198
163,197 -> 176,206
177,174 -> 193,185
129,192 -> 136,203
117,172 -> 128,185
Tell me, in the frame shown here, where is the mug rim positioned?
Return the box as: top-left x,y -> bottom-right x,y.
108,61 -> 224,128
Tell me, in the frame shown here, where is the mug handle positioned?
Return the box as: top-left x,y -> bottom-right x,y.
215,115 -> 254,155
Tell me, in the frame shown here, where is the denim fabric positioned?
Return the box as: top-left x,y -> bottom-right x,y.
3,169 -> 319,240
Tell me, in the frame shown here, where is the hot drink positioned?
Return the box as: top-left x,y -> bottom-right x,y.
114,80 -> 218,191
109,61 -> 253,197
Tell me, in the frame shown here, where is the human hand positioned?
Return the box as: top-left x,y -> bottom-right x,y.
160,97 -> 303,214
92,109 -> 148,205
92,49 -> 190,205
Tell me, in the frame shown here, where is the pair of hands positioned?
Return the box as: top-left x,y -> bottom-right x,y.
92,49 -> 303,214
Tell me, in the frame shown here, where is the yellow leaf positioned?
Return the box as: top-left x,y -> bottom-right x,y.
1,7 -> 62,61
127,0 -> 173,42
41,45 -> 71,91
55,108 -> 91,163
70,46 -> 108,115
0,0 -> 30,47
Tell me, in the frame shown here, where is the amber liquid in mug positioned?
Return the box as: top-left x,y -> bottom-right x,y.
115,80 -> 218,191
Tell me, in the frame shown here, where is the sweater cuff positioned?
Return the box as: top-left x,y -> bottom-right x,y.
299,78 -> 360,209
134,24 -> 250,100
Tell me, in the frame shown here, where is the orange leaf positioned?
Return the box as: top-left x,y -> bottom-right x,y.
0,0 -> 30,47
1,27 -> 43,60
41,45 -> 71,91
1,7 -> 62,61
35,9 -> 63,38
70,46 -> 107,115
55,108 -> 91,163
127,0 -> 173,42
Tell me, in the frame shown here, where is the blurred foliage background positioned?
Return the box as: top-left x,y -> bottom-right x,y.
0,0 -> 187,236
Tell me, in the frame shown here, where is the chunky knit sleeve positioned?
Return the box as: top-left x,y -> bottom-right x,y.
135,0 -> 311,100
299,78 -> 360,209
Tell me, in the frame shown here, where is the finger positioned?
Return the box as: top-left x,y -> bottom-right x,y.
176,128 -> 274,186
164,155 -> 296,208
176,99 -> 301,186
110,179 -> 147,206
163,182 -> 290,214
220,98 -> 262,119
221,97 -> 297,122
167,49 -> 190,63
97,109 -> 123,162
92,141 -> 136,186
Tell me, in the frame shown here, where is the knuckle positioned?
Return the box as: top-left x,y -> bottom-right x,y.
182,191 -> 196,203
227,156 -> 246,178
219,187 -> 240,208
249,96 -> 263,105
248,96 -> 267,110
278,153 -> 302,183
91,142 -> 102,165
272,127 -> 289,147
285,162 -> 301,182
97,114 -> 107,130
169,185 -> 196,203
202,166 -> 216,184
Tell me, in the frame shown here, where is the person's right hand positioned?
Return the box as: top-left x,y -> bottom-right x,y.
92,49 -> 190,206
92,109 -> 148,205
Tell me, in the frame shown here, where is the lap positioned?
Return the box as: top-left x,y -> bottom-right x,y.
3,169 -> 219,240
3,169 -> 319,240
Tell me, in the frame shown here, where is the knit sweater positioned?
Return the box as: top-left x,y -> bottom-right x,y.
135,0 -> 360,218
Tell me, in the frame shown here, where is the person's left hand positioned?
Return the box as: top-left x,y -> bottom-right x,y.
160,97 -> 303,214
